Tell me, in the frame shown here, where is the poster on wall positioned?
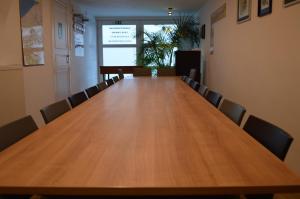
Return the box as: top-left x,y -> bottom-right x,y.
237,0 -> 252,23
258,0 -> 272,17
19,0 -> 45,66
73,14 -> 85,57
74,32 -> 84,57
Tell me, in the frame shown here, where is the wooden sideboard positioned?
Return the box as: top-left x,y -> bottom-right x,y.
100,66 -> 144,80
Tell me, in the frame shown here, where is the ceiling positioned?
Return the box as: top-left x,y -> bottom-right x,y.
73,0 -> 207,17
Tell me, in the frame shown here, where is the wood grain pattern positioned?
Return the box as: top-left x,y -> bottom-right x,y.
0,77 -> 299,196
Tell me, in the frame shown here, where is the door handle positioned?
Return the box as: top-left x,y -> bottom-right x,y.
66,55 -> 70,64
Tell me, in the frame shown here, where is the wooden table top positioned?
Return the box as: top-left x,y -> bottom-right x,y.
0,77 -> 299,196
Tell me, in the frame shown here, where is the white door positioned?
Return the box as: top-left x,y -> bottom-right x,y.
53,0 -> 71,100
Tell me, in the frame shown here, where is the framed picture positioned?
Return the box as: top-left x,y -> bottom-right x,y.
237,0 -> 252,23
201,24 -> 205,39
283,0 -> 300,7
258,0 -> 272,16
19,0 -> 45,66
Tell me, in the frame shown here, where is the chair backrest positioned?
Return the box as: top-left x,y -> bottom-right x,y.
243,115 -> 293,161
40,100 -> 71,124
219,99 -> 246,126
98,82 -> 108,91
117,68 -> 124,79
185,77 -> 193,85
112,76 -> 119,83
0,116 -> 38,151
106,79 -> 114,87
157,68 -> 176,76
85,86 -> 100,98
191,81 -> 200,91
205,90 -> 223,108
68,91 -> 88,108
189,68 -> 197,81
198,84 -> 208,97
133,68 -> 152,76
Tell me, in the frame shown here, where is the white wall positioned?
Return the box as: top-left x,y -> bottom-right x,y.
197,0 -> 300,174
0,0 -> 99,127
0,0 -> 26,126
0,0 -> 55,127
71,3 -> 98,94
23,0 -> 55,126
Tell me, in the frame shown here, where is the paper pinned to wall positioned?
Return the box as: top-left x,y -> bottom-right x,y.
19,0 -> 45,66
74,32 -> 84,57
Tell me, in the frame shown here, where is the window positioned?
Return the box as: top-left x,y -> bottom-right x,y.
103,47 -> 136,66
98,19 -> 176,79
101,24 -> 137,78
102,25 -> 136,45
143,24 -> 177,67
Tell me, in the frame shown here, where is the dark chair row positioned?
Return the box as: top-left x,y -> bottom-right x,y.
41,75 -> 123,124
182,75 -> 293,160
0,73 -> 125,153
181,73 -> 293,199
0,67 -> 130,152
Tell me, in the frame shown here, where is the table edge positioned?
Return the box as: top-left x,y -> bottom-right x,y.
0,185 -> 300,196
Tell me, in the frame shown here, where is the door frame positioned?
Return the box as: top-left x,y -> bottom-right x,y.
52,0 -> 72,100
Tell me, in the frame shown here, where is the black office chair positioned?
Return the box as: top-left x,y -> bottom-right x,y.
219,99 -> 246,126
205,90 -> 223,108
244,115 -> 293,161
243,115 -> 293,199
40,100 -> 71,124
189,68 -> 197,81
0,116 -> 38,152
185,77 -> 193,85
118,68 -> 124,79
98,82 -> 108,91
68,91 -> 88,108
191,81 -> 200,91
112,76 -> 119,83
198,84 -> 208,97
85,86 -> 100,98
106,79 -> 114,87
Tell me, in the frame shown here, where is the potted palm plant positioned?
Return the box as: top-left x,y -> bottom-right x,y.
137,15 -> 200,76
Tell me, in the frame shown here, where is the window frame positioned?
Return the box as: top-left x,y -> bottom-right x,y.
97,17 -> 176,79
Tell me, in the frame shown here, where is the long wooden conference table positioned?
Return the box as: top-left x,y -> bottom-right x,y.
0,77 -> 299,196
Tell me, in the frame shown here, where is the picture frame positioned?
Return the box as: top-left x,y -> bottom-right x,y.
237,0 -> 252,23
19,0 -> 45,66
201,24 -> 205,39
258,0 -> 272,16
283,0 -> 300,7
